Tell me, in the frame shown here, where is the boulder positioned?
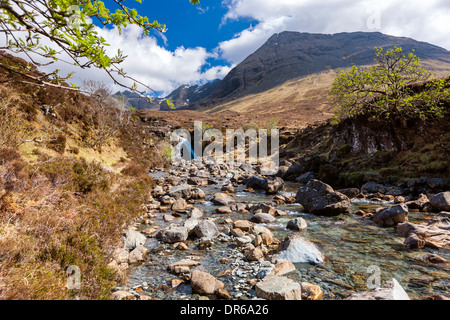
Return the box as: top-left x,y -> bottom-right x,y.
372,204 -> 409,227
301,282 -> 323,300
337,188 -> 360,199
187,177 -> 206,186
255,275 -> 302,300
246,176 -> 284,194
111,291 -> 135,300
295,180 -> 350,216
235,236 -> 252,247
191,188 -> 206,200
286,218 -> 308,231
128,245 -> 147,263
272,260 -> 296,276
265,177 -> 285,194
397,216 -> 450,250
272,235 -> 325,264
345,278 -> 410,300
233,220 -> 253,232
189,207 -> 204,219
251,203 -> 277,216
157,226 -> 188,244
193,220 -> 219,239
406,194 -> 430,211
213,196 -> 236,206
167,259 -> 201,274
171,198 -> 187,212
123,228 -> 146,251
295,172 -> 315,184
251,213 -> 276,224
361,181 -> 387,194
245,247 -> 264,261
168,184 -> 192,199
190,270 -> 224,295
246,176 -> 268,190
282,164 -> 304,181
429,192 -> 450,211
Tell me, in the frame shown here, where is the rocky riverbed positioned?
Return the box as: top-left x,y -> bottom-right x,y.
108,158 -> 450,301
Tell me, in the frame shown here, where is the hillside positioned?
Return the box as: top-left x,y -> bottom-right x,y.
190,31 -> 450,118
0,52 -> 170,299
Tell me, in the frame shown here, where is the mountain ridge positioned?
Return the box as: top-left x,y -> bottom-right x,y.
189,31 -> 450,112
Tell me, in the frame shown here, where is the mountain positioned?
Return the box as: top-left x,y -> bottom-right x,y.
115,90 -> 163,110
190,31 -> 450,112
115,79 -> 222,111
165,79 -> 222,108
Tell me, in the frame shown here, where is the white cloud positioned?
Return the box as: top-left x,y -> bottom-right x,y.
218,0 -> 450,65
63,25 -> 232,96
2,23 -> 231,97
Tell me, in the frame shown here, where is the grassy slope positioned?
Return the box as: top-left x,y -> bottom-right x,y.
198,59 -> 450,129
0,55 -> 170,299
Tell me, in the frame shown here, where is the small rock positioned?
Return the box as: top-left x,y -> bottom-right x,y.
111,291 -> 135,300
301,282 -> 323,300
172,198 -> 187,212
255,275 -> 302,300
190,270 -> 225,295
233,220 -> 253,232
286,218 -> 307,231
251,213 -> 276,224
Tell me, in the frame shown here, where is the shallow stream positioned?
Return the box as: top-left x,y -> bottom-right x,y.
127,174 -> 450,300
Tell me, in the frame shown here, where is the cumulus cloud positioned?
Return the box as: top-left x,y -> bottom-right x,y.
4,23 -> 232,97
218,0 -> 450,65
62,25 -> 232,96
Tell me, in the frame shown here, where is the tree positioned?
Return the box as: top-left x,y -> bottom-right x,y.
330,46 -> 449,126
0,0 -> 199,98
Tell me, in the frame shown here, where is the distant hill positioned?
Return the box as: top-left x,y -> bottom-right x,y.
115,79 -> 222,111
189,31 -> 450,114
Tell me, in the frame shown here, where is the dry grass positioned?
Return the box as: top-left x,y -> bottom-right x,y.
0,55 -> 168,300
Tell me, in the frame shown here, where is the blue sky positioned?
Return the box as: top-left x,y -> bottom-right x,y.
68,0 -> 450,96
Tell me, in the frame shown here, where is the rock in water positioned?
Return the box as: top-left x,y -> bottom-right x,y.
295,180 -> 350,216
246,176 -> 284,194
429,192 -> 450,211
157,227 -> 188,244
190,270 -> 224,295
255,275 -> 302,300
168,184 -> 192,199
345,279 -> 410,300
272,235 -> 325,264
193,220 -> 219,239
123,228 -> 146,251
286,218 -> 308,231
372,204 -> 409,227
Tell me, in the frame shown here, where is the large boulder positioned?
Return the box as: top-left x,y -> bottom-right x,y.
295,180 -> 350,216
372,204 -> 409,227
272,235 -> 325,264
157,226 -> 189,244
255,275 -> 302,300
429,192 -> 450,211
345,279 -> 410,300
168,184 -> 192,199
193,220 -> 219,239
